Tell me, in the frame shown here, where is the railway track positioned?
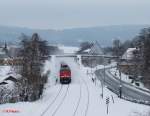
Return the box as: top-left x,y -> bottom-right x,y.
72,80 -> 82,116
40,85 -> 70,116
40,84 -> 70,116
40,85 -> 63,116
80,77 -> 90,116
40,59 -> 90,116
72,64 -> 90,116
51,84 -> 70,116
83,80 -> 90,116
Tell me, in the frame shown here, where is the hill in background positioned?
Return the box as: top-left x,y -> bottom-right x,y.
0,25 -> 149,46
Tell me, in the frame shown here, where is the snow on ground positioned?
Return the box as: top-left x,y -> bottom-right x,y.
80,65 -> 150,116
0,66 -> 21,90
58,45 -> 79,54
109,67 -> 150,91
83,62 -> 117,80
0,57 -> 149,116
0,66 -> 12,82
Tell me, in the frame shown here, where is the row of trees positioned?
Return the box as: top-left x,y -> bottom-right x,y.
104,27 -> 150,88
0,33 -> 51,104
18,33 -> 50,101
103,39 -> 134,57
133,28 -> 150,87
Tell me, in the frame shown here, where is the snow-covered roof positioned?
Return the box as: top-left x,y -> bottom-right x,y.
78,42 -> 103,55
122,48 -> 137,60
2,80 -> 15,90
89,42 -> 103,55
83,49 -> 91,52
0,66 -> 21,83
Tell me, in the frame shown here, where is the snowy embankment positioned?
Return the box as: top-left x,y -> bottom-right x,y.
80,64 -> 150,116
0,56 -> 149,116
108,66 -> 150,92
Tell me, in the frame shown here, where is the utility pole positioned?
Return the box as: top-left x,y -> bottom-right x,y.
119,64 -> 122,98
104,64 -> 106,86
101,80 -> 104,98
101,55 -> 107,99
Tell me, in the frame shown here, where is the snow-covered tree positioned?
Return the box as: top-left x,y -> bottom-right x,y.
18,33 -> 50,101
134,28 -> 150,88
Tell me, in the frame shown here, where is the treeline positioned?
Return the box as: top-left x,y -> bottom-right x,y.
0,33 -> 59,104
18,33 -> 50,101
133,28 -> 150,87
104,27 -> 150,88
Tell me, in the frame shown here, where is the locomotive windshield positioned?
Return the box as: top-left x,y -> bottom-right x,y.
61,65 -> 70,70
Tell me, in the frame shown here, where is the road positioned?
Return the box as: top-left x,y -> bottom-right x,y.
95,69 -> 150,105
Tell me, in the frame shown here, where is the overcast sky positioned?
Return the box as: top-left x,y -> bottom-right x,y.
0,0 -> 150,29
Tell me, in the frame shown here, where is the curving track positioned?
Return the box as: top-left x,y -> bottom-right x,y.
51,85 -> 70,116
79,76 -> 90,116
72,81 -> 82,116
40,57 -> 90,116
40,85 -> 69,116
82,79 -> 90,116
40,85 -> 63,116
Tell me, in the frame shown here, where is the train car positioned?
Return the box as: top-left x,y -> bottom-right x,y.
60,63 -> 71,84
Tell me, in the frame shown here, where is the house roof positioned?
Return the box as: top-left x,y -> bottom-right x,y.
0,47 -> 9,59
122,48 -> 137,60
4,76 -> 18,82
78,42 -> 103,55
0,81 -> 8,85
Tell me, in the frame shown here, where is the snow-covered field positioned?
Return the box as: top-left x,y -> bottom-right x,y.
0,56 -> 149,116
58,45 -> 79,54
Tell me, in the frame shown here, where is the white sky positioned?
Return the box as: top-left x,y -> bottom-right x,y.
0,0 -> 150,29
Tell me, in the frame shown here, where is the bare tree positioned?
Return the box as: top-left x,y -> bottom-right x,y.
134,28 -> 150,89
19,33 -> 49,101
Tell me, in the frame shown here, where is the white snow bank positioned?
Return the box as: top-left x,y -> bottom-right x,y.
109,67 -> 150,91
81,66 -> 150,116
58,46 -> 79,54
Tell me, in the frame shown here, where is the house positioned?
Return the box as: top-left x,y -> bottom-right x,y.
0,45 -> 8,59
119,48 -> 142,75
0,43 -> 10,64
122,48 -> 139,61
77,42 -> 104,67
0,73 -> 21,89
77,41 -> 103,55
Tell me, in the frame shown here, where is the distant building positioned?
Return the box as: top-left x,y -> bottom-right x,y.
0,43 -> 9,59
7,45 -> 20,57
77,42 -> 104,67
120,48 -> 142,75
0,44 -> 22,65
77,41 -> 103,55
121,48 -> 138,61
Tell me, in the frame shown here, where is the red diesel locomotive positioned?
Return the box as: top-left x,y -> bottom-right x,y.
60,63 -> 71,84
